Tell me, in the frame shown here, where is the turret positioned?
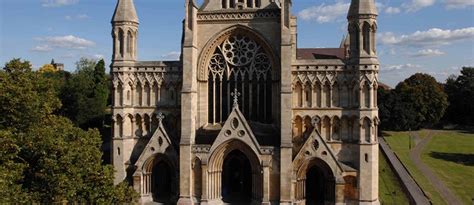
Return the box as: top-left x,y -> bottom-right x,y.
347,1 -> 380,204
347,0 -> 378,64
112,0 -> 139,62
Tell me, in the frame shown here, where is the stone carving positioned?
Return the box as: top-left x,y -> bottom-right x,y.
197,10 -> 280,22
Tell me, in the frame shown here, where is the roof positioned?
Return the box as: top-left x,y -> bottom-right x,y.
348,0 -> 378,17
297,48 -> 345,60
378,82 -> 392,90
112,0 -> 139,23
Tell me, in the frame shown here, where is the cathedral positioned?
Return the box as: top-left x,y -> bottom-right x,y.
110,0 -> 380,204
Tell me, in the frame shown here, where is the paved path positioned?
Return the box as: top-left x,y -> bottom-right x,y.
379,137 -> 430,205
408,130 -> 462,205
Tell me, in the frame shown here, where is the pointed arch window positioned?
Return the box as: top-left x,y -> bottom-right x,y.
118,29 -> 124,57
363,22 -> 371,54
349,24 -> 359,54
222,0 -> 227,8
127,31 -> 133,55
207,34 -> 273,124
247,0 -> 253,8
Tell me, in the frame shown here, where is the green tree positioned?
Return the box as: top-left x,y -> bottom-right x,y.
18,116 -> 137,203
0,58 -> 137,203
0,58 -> 61,131
38,64 -> 57,73
0,130 -> 29,203
378,73 -> 448,130
444,67 -> 474,125
61,58 -> 110,129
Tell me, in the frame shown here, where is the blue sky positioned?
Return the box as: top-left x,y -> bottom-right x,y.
1,0 -> 473,86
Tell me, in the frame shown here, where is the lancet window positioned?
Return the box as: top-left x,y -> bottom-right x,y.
208,34 -> 273,124
222,0 -> 261,9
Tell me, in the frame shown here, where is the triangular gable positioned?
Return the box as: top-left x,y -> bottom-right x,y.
133,119 -> 176,174
209,106 -> 263,156
293,128 -> 345,176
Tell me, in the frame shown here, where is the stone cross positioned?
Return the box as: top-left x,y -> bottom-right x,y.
157,112 -> 165,124
231,88 -> 241,108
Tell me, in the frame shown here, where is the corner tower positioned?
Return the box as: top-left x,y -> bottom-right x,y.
112,0 -> 139,62
111,0 -> 139,185
348,0 -> 380,204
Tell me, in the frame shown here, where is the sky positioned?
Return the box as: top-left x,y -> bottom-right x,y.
0,0 -> 473,87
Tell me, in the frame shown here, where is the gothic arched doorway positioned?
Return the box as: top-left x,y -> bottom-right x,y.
222,149 -> 252,203
207,139 -> 262,203
304,159 -> 335,205
151,156 -> 176,203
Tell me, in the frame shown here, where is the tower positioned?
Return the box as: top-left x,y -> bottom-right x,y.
348,0 -> 380,204
112,0 -> 139,62
111,0 -> 139,184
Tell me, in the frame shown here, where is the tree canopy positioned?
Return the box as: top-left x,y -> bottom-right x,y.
378,73 -> 448,131
60,58 -> 110,129
444,67 -> 474,126
38,64 -> 57,73
0,58 -> 137,203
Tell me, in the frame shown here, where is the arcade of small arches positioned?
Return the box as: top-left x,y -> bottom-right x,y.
221,0 -> 261,9
113,27 -> 137,59
112,80 -> 181,108
349,21 -> 377,56
112,113 -> 180,139
293,115 -> 379,144
292,79 -> 378,109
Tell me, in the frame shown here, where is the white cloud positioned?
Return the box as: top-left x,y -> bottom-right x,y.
77,14 -> 89,19
385,7 -> 401,14
35,35 -> 95,50
382,63 -> 422,71
297,2 -> 350,23
378,27 -> 474,47
403,0 -> 436,12
161,51 -> 181,60
411,49 -> 446,57
42,0 -> 79,7
444,0 -> 474,9
65,14 -> 89,20
61,53 -> 75,58
31,45 -> 53,52
94,54 -> 104,59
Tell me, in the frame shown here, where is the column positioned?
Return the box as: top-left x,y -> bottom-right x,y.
201,164 -> 208,202
302,84 -> 307,108
329,84 -> 333,108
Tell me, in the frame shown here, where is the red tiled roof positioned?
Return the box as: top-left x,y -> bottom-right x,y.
378,82 -> 392,90
297,48 -> 345,60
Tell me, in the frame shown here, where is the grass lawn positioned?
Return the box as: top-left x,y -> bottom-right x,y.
384,130 -> 446,205
379,151 -> 410,205
421,130 -> 474,204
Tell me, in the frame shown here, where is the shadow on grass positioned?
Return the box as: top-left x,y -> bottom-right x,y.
459,129 -> 474,134
429,152 -> 474,166
381,131 -> 392,137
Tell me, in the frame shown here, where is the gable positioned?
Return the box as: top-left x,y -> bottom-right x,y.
133,119 -> 176,174
293,128 -> 345,176
208,106 -> 263,157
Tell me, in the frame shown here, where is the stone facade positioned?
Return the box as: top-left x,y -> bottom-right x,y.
111,0 -> 380,204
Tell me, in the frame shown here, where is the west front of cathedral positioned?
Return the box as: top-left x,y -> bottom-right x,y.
110,0 -> 380,204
